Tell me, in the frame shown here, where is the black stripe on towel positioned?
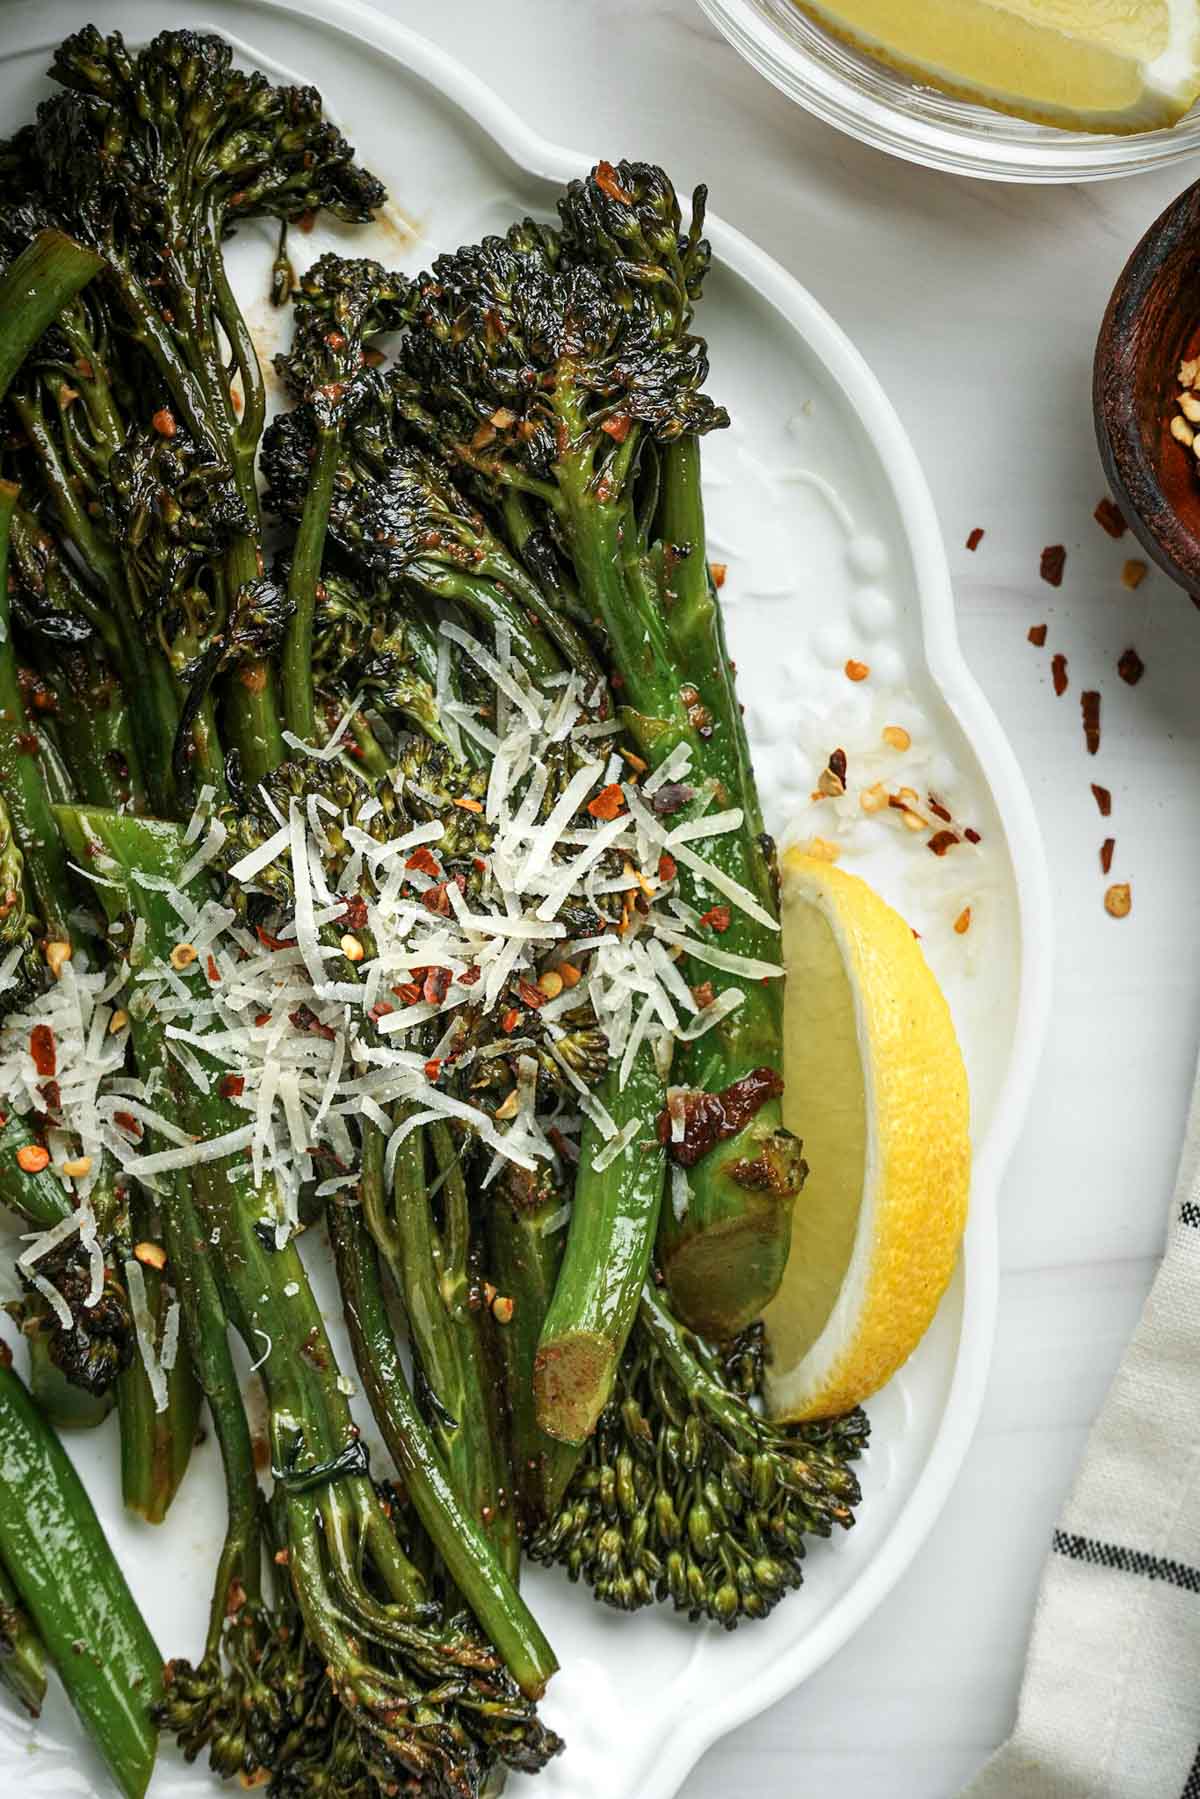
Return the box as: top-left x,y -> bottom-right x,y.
1181,1201 -> 1200,1228
1052,1531 -> 1200,1595
1181,1740 -> 1200,1799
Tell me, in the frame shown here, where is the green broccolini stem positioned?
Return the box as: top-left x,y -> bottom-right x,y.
115,1189 -> 203,1527
330,1197 -> 557,1698
650,436 -> 800,1337
377,1125 -> 520,1580
0,1349 -> 162,1799
0,482 -> 73,945
281,425 -> 342,743
485,1170 -> 579,1528
0,230 -> 105,400
159,1176 -> 263,1652
0,1115 -> 73,1229
7,402 -> 181,817
219,534 -> 285,787
533,1045 -> 665,1456
0,1557 -> 47,1718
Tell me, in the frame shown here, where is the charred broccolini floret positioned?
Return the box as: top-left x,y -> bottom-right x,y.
532,1295 -> 867,1627
271,253 -> 409,745
0,25 -> 386,799
396,165 -> 803,1344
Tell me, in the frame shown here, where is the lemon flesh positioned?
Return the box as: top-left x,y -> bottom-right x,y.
796,0 -> 1200,133
763,852 -> 970,1423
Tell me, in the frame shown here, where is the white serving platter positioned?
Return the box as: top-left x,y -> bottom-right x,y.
0,3 -> 1052,1794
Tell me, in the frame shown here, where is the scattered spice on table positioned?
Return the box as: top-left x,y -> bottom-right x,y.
1040,544 -> 1066,586
844,659 -> 869,682
1051,652 -> 1069,696
1121,559 -> 1147,590
1104,881 -> 1131,919
1028,623 -> 1047,647
1093,497 -> 1126,539
1091,783 -> 1112,817
1081,689 -> 1101,755
965,527 -> 984,551
1100,838 -> 1115,875
1117,647 -> 1145,686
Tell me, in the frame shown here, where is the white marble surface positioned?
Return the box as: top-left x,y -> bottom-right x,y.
377,2 -> 1198,1790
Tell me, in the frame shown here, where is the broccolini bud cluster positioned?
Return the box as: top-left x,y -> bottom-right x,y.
532,1288 -> 867,1628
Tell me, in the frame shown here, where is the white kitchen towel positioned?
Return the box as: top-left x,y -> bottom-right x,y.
964,1058 -> 1200,1799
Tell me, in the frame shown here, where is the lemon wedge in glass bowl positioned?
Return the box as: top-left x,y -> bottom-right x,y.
763,849 -> 971,1424
794,0 -> 1200,132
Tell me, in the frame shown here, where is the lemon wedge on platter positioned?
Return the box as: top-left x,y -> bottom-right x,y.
795,0 -> 1200,133
763,850 -> 971,1423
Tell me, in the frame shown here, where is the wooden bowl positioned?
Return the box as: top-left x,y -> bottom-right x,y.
1094,177 -> 1200,601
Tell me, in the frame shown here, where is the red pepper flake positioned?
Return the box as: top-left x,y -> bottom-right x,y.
587,783 -> 625,822
927,829 -> 960,857
691,981 -> 716,1010
405,845 -> 441,877
113,1110 -> 142,1138
219,1074 -> 245,1101
1051,653 -> 1068,697
29,1024 -> 56,1079
340,895 -> 368,929
927,795 -> 953,824
517,979 -> 547,1010
547,1125 -> 579,1165
594,160 -> 633,203
422,881 -> 453,915
1081,690 -> 1101,755
1091,783 -> 1112,817
289,1007 -> 337,1041
424,1058 -> 443,1082
1117,647 -> 1145,686
472,857 -> 488,874
368,1002 -> 394,1022
965,527 -> 984,552
254,1012 -> 272,1028
151,407 -> 176,438
699,905 -> 732,933
454,796 -> 484,813
1100,837 -> 1115,875
394,982 -> 422,1006
422,967 -> 452,1007
657,852 -> 678,884
501,1007 -> 520,1034
206,954 -> 221,984
1028,623 -> 1047,647
39,1080 -> 61,1115
457,965 -> 482,987
1093,497 -> 1126,539
600,414 -> 632,442
1040,545 -> 1066,587
710,563 -> 727,588
963,827 -> 982,845
255,925 -> 290,952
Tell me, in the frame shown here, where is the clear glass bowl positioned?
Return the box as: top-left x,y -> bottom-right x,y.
697,0 -> 1200,182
